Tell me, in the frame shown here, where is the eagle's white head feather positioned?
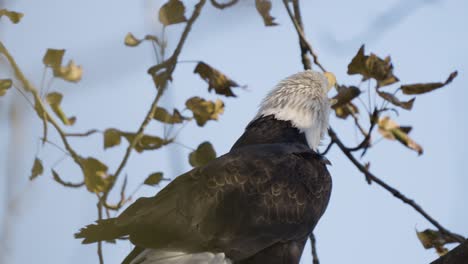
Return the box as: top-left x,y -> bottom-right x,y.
256,70 -> 333,150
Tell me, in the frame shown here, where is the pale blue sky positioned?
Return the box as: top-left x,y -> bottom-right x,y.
0,0 -> 467,263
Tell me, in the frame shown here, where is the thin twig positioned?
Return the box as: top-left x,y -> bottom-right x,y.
309,233 -> 320,264
283,0 -> 464,252
64,129 -> 100,137
282,0 -> 326,72
328,128 -> 465,243
103,0 -> 207,210
291,0 -> 311,70
97,200 -> 104,264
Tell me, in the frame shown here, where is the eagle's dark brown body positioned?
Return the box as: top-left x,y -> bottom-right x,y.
76,115 -> 332,264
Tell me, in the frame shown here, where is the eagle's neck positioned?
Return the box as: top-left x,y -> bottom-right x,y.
231,115 -> 308,150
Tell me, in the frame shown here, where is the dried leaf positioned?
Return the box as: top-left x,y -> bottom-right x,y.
43,49 -> 65,72
186,97 -> 224,126
0,79 -> 12,96
194,62 -> 240,97
0,9 -> 24,24
46,92 -> 76,126
30,158 -> 44,180
150,68 -> 172,91
121,132 -> 172,153
81,157 -> 113,193
144,172 -> 164,186
377,91 -> 415,110
416,229 -> 458,256
159,0 -> 187,26
56,60 -> 83,83
255,0 -> 278,26
333,102 -> 359,119
332,85 -> 361,107
378,116 -> 423,155
347,45 -> 399,87
189,142 -> 216,167
124,33 -> 142,47
103,129 -> 122,149
153,107 -> 189,124
401,71 -> 457,95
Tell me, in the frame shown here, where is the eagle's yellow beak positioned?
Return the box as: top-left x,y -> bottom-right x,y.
324,72 -> 336,92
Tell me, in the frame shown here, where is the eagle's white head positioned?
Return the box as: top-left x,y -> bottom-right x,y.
256,70 -> 335,150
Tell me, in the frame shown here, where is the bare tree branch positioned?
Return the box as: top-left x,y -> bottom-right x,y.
282,0 -> 465,254
103,0 -> 208,210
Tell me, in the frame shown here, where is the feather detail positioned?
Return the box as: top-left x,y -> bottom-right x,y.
256,70 -> 331,150
129,249 -> 232,264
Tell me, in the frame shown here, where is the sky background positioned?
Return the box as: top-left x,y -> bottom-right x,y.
0,0 -> 467,263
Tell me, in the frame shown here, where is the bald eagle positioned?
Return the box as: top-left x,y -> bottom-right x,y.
75,70 -> 334,264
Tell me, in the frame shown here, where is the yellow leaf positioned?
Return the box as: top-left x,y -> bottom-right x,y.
378,116 -> 423,155
416,229 -> 458,256
103,129 -> 122,149
159,0 -> 187,26
0,79 -> 12,96
0,9 -> 24,24
153,107 -> 189,124
186,97 -> 224,126
189,142 -> 216,167
194,62 -> 240,97
255,0 -> 277,26
30,158 -> 44,180
81,157 -> 113,193
43,49 -> 65,72
144,172 -> 166,186
57,60 -> 83,83
124,33 -> 142,47
333,102 -> 359,119
46,92 -> 76,126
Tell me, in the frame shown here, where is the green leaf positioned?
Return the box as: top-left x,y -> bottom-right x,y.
189,142 -> 216,167
194,62 -> 240,97
30,158 -> 44,180
46,92 -> 76,126
401,71 -> 457,95
144,172 -> 164,186
378,116 -> 423,155
153,107 -> 189,124
255,0 -> 278,26
186,97 -> 224,126
159,0 -> 187,26
347,45 -> 399,88
81,157 -> 113,193
0,79 -> 12,96
0,9 -> 24,24
377,91 -> 415,110
416,229 -> 458,256
43,49 -> 65,71
331,85 -> 361,107
103,129 -> 122,149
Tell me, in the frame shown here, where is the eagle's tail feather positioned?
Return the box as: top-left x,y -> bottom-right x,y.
74,218 -> 126,244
